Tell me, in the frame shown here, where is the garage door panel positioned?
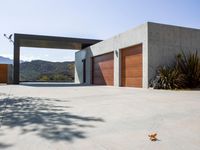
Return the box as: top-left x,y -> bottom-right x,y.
124,55 -> 142,62
123,62 -> 142,68
124,55 -> 142,63
93,63 -> 114,70
92,78 -> 106,85
123,51 -> 142,57
121,69 -> 142,77
93,70 -> 114,76
121,77 -> 142,87
123,66 -> 142,71
93,77 -> 113,85
92,52 -> 114,85
121,44 -> 142,87
93,55 -> 113,62
93,75 -> 114,80
121,47 -> 141,56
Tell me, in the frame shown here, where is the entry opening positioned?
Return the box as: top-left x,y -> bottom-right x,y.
20,47 -> 78,83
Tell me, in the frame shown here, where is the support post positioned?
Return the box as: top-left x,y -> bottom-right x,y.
13,39 -> 20,84
114,49 -> 120,86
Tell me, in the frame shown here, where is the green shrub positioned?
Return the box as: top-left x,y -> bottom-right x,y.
176,51 -> 200,88
151,50 -> 200,89
151,66 -> 186,89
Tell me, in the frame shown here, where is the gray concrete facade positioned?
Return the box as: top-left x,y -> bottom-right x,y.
148,22 -> 200,81
75,22 -> 200,88
75,23 -> 148,87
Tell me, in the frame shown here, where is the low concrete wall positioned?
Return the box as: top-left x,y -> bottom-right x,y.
75,23 -> 148,88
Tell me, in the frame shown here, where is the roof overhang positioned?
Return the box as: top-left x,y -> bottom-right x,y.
14,33 -> 102,50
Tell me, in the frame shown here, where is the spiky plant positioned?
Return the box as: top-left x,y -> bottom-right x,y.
152,66 -> 186,89
176,51 -> 200,88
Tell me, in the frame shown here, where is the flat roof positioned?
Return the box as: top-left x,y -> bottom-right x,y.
14,33 -> 102,49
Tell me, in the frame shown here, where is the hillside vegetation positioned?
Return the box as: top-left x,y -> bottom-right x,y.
20,60 -> 74,82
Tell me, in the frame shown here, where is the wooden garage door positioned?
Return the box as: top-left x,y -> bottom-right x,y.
92,52 -> 114,85
121,44 -> 142,87
0,64 -> 8,83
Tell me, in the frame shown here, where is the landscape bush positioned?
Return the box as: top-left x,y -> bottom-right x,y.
176,51 -> 200,88
151,51 -> 200,89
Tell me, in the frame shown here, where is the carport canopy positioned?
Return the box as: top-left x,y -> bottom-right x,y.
13,33 -> 101,84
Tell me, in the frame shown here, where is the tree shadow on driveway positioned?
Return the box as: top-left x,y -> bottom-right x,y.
0,142 -> 12,149
0,95 -> 104,144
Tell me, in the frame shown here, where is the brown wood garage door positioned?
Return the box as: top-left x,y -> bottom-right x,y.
0,64 -> 8,83
92,52 -> 114,85
121,44 -> 142,87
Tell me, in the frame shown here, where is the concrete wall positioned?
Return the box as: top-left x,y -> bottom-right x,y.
75,23 -> 148,88
148,22 -> 200,83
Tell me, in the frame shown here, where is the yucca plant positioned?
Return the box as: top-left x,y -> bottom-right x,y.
152,66 -> 186,89
151,50 -> 200,89
176,51 -> 200,88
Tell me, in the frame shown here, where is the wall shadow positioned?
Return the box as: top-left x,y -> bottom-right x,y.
0,95 -> 104,144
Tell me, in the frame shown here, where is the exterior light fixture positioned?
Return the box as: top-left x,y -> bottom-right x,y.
115,50 -> 118,57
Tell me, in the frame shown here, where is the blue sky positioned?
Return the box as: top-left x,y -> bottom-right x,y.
0,0 -> 199,62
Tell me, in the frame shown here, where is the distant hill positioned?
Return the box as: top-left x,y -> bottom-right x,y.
0,56 -> 24,64
0,56 -> 74,82
20,60 -> 75,82
0,56 -> 13,64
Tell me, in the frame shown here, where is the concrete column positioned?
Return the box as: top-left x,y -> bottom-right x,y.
114,49 -> 121,86
13,40 -> 20,84
86,57 -> 92,85
143,43 -> 148,88
74,60 -> 80,84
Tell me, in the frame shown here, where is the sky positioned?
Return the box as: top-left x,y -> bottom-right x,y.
0,0 -> 200,62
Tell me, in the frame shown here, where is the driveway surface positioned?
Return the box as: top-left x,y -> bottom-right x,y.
0,84 -> 200,150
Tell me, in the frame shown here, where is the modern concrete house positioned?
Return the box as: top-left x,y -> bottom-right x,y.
75,22 -> 200,88
11,22 -> 200,87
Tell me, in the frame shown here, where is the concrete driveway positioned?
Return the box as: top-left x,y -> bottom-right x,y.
0,84 -> 200,150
